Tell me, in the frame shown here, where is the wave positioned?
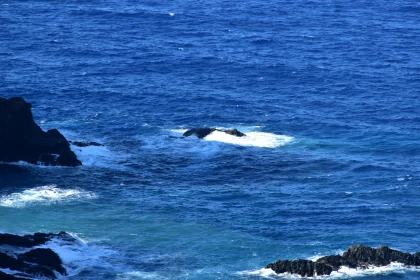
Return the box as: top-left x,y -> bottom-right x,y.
0,185 -> 96,208
70,143 -> 115,167
171,128 -> 294,148
242,262 -> 419,279
37,233 -> 117,278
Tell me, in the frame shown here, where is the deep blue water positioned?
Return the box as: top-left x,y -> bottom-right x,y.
1,0 -> 420,279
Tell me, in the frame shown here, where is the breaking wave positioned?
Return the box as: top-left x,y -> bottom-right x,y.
0,185 -> 96,208
171,128 -> 294,148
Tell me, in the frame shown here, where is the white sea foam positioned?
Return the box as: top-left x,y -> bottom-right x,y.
170,129 -> 294,148
0,185 -> 96,208
38,233 -> 116,278
330,262 -> 418,278
239,268 -> 278,278
116,271 -> 161,279
70,144 -> 114,167
205,131 -> 293,148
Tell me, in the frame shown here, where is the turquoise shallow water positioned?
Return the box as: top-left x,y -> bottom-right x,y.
1,0 -> 420,279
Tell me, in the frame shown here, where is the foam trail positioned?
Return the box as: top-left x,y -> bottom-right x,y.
0,185 -> 96,208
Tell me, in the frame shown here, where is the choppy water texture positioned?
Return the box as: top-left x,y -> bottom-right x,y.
1,0 -> 420,279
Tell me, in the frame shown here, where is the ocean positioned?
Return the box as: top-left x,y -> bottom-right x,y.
1,0 -> 420,279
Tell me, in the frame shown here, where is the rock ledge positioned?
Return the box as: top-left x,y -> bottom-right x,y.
267,245 -> 420,277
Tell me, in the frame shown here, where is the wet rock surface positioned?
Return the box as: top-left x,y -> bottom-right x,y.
0,97 -> 81,166
0,231 -> 74,279
183,127 -> 246,138
267,245 -> 420,277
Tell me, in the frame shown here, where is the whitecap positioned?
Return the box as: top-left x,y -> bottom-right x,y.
205,131 -> 293,148
0,185 -> 96,208
238,268 -> 278,278
330,262 -> 417,278
170,129 -> 294,148
70,144 -> 113,167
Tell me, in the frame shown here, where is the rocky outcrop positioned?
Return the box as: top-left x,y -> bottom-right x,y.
69,141 -> 103,147
183,127 -> 246,138
0,231 -> 74,279
0,231 -> 75,248
267,245 -> 420,277
266,259 -> 333,277
0,97 -> 81,166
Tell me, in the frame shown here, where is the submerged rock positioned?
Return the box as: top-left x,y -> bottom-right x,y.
183,127 -> 246,138
266,245 -> 420,277
0,231 -> 73,279
69,141 -> 103,147
0,97 -> 81,166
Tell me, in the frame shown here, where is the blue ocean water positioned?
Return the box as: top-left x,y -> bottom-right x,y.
1,0 -> 420,279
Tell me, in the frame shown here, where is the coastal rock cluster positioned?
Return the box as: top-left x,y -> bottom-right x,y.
183,127 -> 246,138
267,245 -> 420,277
0,97 -> 81,166
0,231 -> 74,279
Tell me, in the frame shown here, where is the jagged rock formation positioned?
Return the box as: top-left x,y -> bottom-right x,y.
266,245 -> 420,277
0,231 -> 75,279
183,127 -> 246,138
0,97 -> 81,166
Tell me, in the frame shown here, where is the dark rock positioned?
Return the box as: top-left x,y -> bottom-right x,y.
222,128 -> 247,137
0,97 -> 81,166
316,254 -> 346,270
69,141 -> 103,147
0,231 -> 75,248
342,245 -> 420,268
267,245 -> 420,278
183,127 -> 246,138
0,251 -> 57,279
266,259 -> 333,277
183,128 -> 216,138
0,232 -> 72,279
0,233 -> 35,247
19,248 -> 66,275
0,270 -> 28,280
